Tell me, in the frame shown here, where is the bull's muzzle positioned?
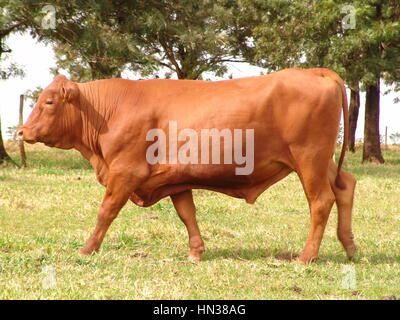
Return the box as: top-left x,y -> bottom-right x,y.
18,128 -> 37,144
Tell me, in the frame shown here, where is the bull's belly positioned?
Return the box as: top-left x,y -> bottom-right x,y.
131,162 -> 293,207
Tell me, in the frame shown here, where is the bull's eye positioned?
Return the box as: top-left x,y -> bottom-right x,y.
46,101 -> 54,105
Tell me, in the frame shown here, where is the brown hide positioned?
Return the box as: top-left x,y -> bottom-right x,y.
20,68 -> 356,263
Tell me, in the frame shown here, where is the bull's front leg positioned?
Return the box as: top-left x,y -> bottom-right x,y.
80,170 -> 140,255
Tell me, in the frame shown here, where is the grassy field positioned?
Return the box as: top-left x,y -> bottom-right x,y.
0,142 -> 399,300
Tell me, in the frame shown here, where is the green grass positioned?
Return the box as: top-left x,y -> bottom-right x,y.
1,142 -> 400,299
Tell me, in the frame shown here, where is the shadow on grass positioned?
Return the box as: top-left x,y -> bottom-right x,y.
365,254 -> 400,264
320,252 -> 400,265
203,247 -> 298,262
202,246 -> 400,265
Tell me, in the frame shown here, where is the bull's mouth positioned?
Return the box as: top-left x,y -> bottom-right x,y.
44,142 -> 55,147
23,135 -> 50,146
21,131 -> 40,144
24,138 -> 54,147
23,139 -> 38,144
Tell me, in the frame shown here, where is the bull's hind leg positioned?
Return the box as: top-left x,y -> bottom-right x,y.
171,190 -> 205,261
328,160 -> 356,259
295,161 -> 336,264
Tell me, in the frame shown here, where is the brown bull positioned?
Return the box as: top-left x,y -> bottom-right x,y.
19,68 -> 356,264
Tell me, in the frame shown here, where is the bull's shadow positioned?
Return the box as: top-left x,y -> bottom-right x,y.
201,247 -> 297,262
201,247 -> 400,265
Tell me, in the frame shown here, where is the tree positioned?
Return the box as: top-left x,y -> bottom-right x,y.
0,118 -> 12,164
348,87 -> 360,152
238,0 -> 400,163
17,0 -> 139,81
0,0 -> 32,165
97,0 -> 244,79
18,0 -> 244,81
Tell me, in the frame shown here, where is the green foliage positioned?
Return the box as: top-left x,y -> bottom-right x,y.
239,0 -> 400,89
12,0 -> 244,80
0,0 -> 32,79
96,0 -> 242,79
24,86 -> 43,108
22,0 -> 137,81
0,59 -> 24,79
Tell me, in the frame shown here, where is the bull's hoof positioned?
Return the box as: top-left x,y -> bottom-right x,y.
188,247 -> 204,261
79,248 -> 97,256
296,254 -> 317,265
188,237 -> 204,261
345,244 -> 356,260
187,255 -> 201,262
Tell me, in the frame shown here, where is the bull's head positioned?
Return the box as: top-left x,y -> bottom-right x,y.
18,75 -> 80,149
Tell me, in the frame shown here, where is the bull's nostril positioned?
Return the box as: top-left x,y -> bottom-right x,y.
17,130 -> 23,137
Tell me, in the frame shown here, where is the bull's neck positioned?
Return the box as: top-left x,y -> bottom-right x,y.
75,80 -> 120,156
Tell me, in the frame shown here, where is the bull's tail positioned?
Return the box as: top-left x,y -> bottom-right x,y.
334,80 -> 349,190
311,68 -> 348,189
323,70 -> 349,189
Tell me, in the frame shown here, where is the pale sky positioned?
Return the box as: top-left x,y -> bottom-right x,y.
1,32 -> 399,140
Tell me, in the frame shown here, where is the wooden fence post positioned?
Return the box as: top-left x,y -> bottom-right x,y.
19,94 -> 27,168
385,126 -> 388,150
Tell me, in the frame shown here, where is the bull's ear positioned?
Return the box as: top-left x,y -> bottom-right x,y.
60,80 -> 79,102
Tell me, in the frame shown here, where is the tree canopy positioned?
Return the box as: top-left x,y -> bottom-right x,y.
239,0 -> 399,87
14,0 -> 245,81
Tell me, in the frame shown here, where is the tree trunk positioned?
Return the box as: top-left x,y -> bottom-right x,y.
348,87 -> 360,152
362,79 -> 384,163
0,117 -> 12,163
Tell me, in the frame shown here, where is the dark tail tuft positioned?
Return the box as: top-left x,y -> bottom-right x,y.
335,173 -> 346,190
